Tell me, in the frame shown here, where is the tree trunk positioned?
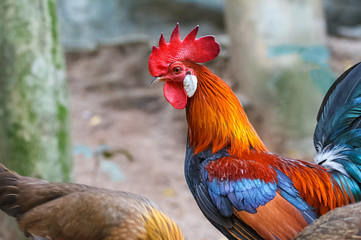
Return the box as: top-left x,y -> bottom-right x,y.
225,0 -> 328,157
0,0 -> 72,238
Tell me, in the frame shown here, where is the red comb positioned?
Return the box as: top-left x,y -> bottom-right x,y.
148,24 -> 220,76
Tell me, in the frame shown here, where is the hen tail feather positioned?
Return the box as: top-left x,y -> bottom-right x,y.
0,164 -> 24,219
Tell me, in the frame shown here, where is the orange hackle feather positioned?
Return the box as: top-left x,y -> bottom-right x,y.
185,61 -> 267,156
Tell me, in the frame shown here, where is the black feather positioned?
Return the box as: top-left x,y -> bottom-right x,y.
350,116 -> 361,130
195,184 -> 232,228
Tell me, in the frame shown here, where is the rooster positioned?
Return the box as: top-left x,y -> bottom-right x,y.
0,164 -> 184,240
149,24 -> 361,240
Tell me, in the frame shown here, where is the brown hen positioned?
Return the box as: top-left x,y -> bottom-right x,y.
295,202 -> 361,240
0,164 -> 184,240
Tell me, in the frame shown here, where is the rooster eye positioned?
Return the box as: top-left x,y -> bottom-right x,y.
172,67 -> 182,74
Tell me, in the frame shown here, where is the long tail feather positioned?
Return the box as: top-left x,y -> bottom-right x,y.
314,62 -> 361,201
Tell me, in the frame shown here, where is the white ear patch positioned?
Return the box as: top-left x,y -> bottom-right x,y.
183,74 -> 198,97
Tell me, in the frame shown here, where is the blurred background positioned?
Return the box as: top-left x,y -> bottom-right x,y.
0,0 -> 361,239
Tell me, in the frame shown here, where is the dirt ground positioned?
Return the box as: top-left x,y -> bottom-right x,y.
66,36 -> 360,240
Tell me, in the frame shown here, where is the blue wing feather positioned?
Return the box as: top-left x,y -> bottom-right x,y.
208,189 -> 233,217
208,177 -> 277,214
275,169 -> 316,224
186,143 -> 265,239
202,160 -> 316,223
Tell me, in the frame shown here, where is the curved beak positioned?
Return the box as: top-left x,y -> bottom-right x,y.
151,77 -> 162,85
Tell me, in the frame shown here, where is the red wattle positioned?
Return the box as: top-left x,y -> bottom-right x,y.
163,81 -> 187,109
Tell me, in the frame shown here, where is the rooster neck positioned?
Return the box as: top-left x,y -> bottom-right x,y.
184,63 -> 267,156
